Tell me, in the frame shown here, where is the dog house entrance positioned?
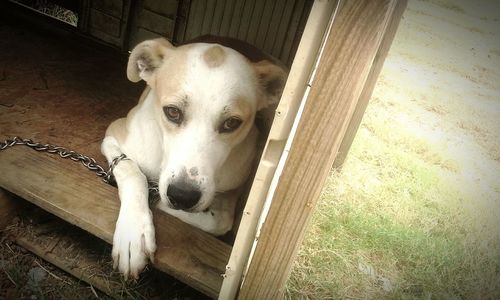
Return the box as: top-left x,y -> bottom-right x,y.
0,0 -> 325,298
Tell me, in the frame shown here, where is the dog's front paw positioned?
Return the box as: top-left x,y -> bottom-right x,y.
112,208 -> 156,279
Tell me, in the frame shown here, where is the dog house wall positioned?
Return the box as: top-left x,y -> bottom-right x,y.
78,0 -> 313,67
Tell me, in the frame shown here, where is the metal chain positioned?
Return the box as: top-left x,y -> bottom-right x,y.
0,136 -> 127,185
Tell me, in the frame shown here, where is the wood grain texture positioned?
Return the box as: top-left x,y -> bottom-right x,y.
333,0 -> 408,168
238,1 -> 403,298
0,23 -> 229,298
227,0 -> 245,38
90,8 -> 121,37
270,0 -> 295,58
137,8 -> 175,37
91,0 -> 123,18
177,0 -> 313,67
14,219 -> 126,297
143,0 -> 179,18
87,0 -> 132,48
0,147 -> 230,298
279,0 -> 306,63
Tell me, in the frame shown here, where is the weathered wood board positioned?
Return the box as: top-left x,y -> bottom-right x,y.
127,0 -> 178,47
333,0 -> 408,168
0,20 -> 228,298
6,201 -> 210,299
238,0 -> 408,298
87,0 -> 132,48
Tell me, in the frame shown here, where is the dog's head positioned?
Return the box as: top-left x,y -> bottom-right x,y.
127,38 -> 287,212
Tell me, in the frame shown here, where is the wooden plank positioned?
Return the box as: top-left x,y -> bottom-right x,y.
236,0 -> 256,41
172,0 -> 191,43
238,0 -> 403,298
143,0 -> 179,18
209,0 -> 225,35
133,27 -> 166,45
227,0 -> 245,38
285,0 -> 314,66
218,0 -> 235,37
270,0 -> 296,59
333,0 -> 408,168
254,0 -> 276,49
0,147 -> 230,298
184,0 -> 206,40
279,0 -> 305,64
262,0 -> 286,54
78,0 -> 92,33
245,0 -> 266,44
90,8 -> 121,37
91,0 -> 123,19
14,218 -> 126,297
118,0 -> 133,50
16,237 -> 122,296
89,26 -> 124,47
201,0 -> 217,36
137,9 -> 175,36
11,205 -> 207,298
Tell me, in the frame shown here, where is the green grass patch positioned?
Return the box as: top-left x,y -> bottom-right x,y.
286,117 -> 499,299
285,2 -> 500,295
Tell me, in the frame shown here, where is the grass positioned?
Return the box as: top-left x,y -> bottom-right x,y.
286,118 -> 499,298
285,0 -> 500,298
287,126 -> 498,299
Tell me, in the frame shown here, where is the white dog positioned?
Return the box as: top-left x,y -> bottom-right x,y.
101,37 -> 286,278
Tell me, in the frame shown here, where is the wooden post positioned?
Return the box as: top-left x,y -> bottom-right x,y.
237,1 -> 406,298
333,0 -> 408,168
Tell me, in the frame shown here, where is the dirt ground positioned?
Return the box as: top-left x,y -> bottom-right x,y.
376,0 -> 500,243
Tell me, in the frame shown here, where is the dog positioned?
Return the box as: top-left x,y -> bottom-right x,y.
101,37 -> 287,278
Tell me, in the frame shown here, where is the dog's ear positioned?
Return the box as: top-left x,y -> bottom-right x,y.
253,60 -> 288,110
127,38 -> 173,83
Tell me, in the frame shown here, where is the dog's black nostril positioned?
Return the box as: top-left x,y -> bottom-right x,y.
167,183 -> 201,210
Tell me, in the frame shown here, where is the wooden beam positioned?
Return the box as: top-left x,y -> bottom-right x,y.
0,148 -> 230,298
333,0 -> 408,168
238,1 -> 404,298
14,220 -> 126,298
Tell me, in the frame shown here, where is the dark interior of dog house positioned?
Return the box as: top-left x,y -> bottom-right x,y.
0,0 -> 314,298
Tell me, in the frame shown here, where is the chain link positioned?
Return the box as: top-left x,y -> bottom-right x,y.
1,136 -> 127,186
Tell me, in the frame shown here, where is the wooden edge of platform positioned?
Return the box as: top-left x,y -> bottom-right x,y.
0,147 -> 230,298
15,236 -> 122,298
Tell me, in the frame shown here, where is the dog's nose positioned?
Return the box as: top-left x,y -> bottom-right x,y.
167,183 -> 201,210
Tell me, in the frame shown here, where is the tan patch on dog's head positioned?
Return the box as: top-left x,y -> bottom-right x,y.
203,45 -> 226,68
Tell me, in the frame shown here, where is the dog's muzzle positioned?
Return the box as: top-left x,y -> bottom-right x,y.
167,181 -> 201,210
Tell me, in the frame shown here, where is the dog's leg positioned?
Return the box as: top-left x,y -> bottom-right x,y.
102,135 -> 156,279
157,190 -> 239,236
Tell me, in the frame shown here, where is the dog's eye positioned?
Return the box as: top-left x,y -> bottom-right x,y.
163,106 -> 183,124
220,117 -> 242,133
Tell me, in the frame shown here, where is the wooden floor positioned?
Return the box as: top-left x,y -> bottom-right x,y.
0,21 -> 229,298
0,21 -> 139,159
